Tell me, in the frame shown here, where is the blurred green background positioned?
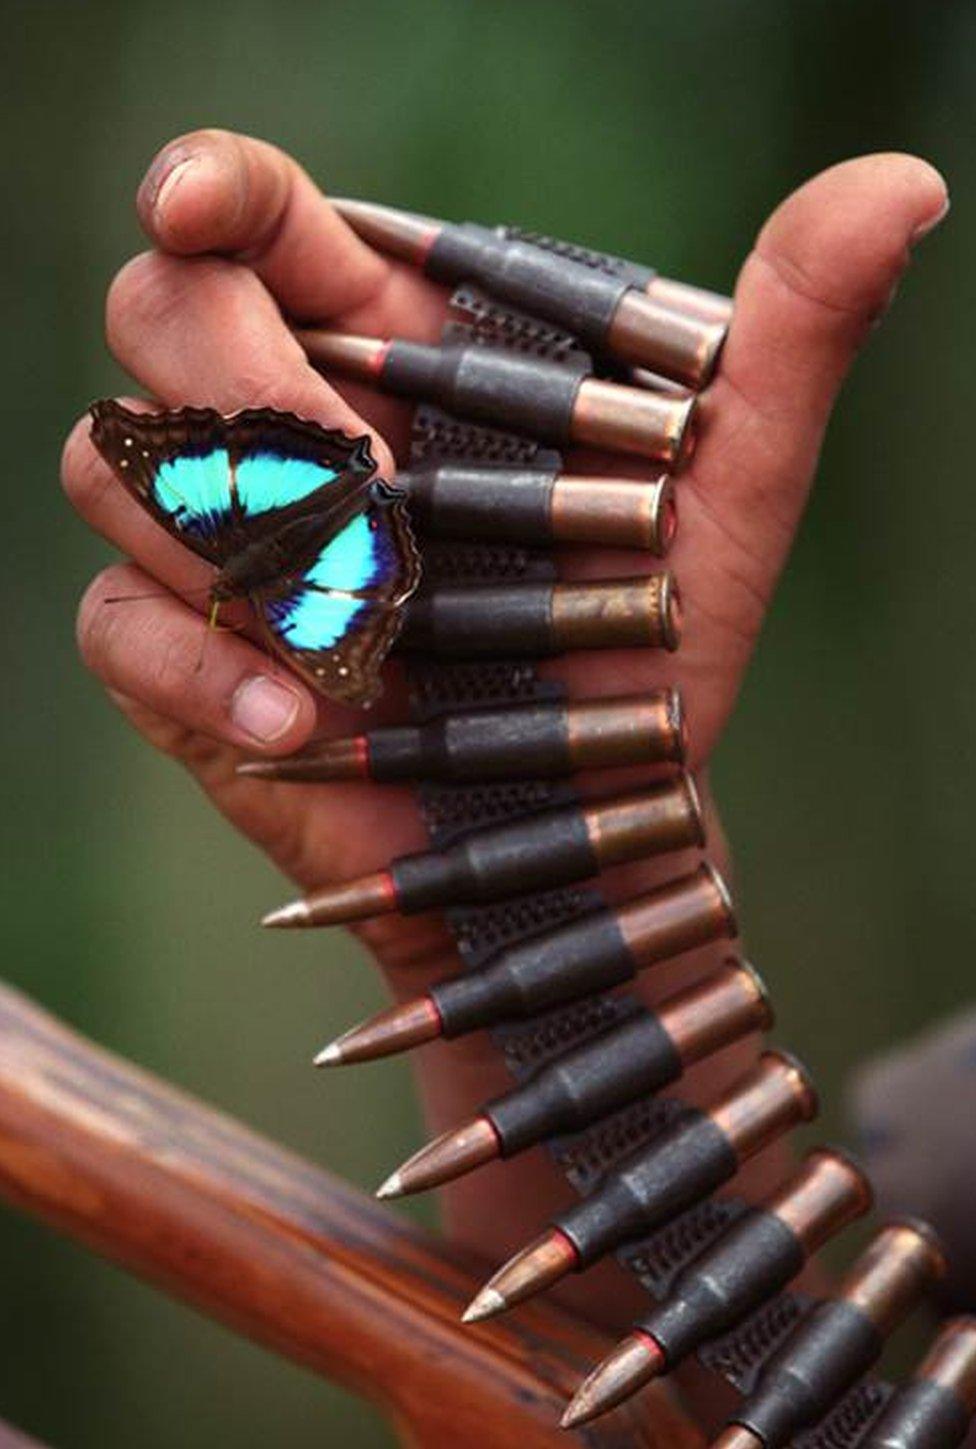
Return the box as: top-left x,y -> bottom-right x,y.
2,0 -> 974,1443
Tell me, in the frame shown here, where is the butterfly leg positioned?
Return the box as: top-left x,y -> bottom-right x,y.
195,596 -> 243,674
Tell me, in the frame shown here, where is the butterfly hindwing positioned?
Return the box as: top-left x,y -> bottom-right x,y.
256,482 -> 421,706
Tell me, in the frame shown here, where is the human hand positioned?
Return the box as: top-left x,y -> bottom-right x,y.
62,130 -> 946,1320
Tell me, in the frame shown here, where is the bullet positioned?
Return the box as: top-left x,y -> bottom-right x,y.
331,198 -> 730,384
396,574 -> 681,659
297,330 -> 697,467
315,862 -> 736,1065
462,1051 -> 817,1322
862,1318 -> 976,1449
562,1148 -> 872,1427
713,1220 -> 946,1449
499,223 -> 734,329
398,462 -> 678,554
238,688 -> 687,785
264,773 -> 704,929
378,959 -> 772,1199
560,1334 -> 668,1431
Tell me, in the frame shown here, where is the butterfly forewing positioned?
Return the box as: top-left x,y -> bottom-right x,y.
90,400 -> 378,557
88,400 -> 422,706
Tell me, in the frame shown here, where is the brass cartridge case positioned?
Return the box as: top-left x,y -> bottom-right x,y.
842,1221 -> 946,1335
772,1148 -> 874,1256
573,376 -> 697,467
551,573 -> 681,652
567,688 -> 686,768
660,959 -> 772,1063
550,471 -> 677,554
607,288 -> 726,389
711,1050 -> 819,1162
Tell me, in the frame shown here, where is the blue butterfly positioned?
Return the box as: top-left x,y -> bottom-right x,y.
89,400 -> 422,706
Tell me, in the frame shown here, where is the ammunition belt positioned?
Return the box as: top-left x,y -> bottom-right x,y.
401,288 -> 898,1448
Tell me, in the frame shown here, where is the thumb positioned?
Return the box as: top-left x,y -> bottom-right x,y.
691,152 -> 948,545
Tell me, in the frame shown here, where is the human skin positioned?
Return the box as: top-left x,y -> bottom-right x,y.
62,131 -> 946,1331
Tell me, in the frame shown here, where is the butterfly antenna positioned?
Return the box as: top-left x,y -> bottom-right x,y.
103,584 -> 213,605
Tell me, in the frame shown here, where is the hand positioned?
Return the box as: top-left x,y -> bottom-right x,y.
62,130 -> 946,1325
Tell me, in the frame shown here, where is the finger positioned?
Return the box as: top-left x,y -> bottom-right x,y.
105,249 -> 410,469
688,152 -> 948,591
77,564 -> 318,754
101,685 -> 433,898
136,128 -> 445,340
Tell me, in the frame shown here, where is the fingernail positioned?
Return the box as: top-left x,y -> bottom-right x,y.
138,147 -> 198,222
231,676 -> 301,743
911,193 -> 950,245
154,156 -> 200,219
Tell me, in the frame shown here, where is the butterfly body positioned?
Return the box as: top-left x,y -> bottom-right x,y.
89,400 -> 422,705
209,472 -> 374,601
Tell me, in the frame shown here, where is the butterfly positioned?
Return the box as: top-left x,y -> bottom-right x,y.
89,400 -> 422,707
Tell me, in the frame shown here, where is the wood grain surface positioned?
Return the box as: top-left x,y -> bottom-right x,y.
0,982 -> 703,1448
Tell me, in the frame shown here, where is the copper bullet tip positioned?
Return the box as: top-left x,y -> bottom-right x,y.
237,736 -> 370,783
263,869 -> 397,929
380,1115 -> 501,1199
561,1331 -> 665,1429
464,1228 -> 579,1324
461,1288 -> 506,1325
262,899 -> 313,929
375,1170 -> 404,1201
237,759 -> 284,780
330,197 -> 442,265
295,329 -> 389,382
313,995 -> 442,1069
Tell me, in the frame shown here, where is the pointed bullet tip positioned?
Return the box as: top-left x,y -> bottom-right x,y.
375,1171 -> 403,1201
559,1403 -> 588,1431
461,1288 -> 504,1325
313,1042 -> 343,1068
236,760 -> 275,779
261,900 -> 310,929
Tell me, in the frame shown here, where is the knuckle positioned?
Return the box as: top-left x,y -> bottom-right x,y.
106,252 -> 226,357
150,627 -> 204,702
105,252 -> 171,357
75,574 -> 204,711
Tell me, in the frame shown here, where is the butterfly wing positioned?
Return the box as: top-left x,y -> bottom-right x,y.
89,400 -> 420,705
255,482 -> 422,706
88,400 -> 377,564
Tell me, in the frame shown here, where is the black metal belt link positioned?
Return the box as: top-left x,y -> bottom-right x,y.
401,274 -> 895,1448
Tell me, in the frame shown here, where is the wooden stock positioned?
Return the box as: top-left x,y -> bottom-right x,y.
0,982 -> 702,1448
